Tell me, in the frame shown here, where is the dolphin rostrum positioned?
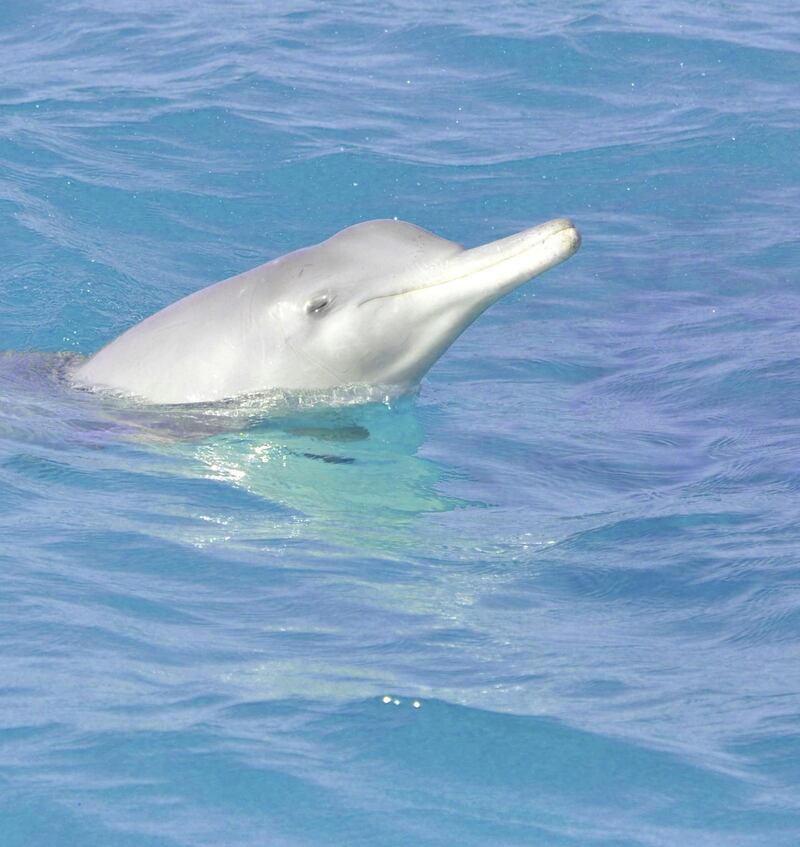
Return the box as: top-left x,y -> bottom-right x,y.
72,217 -> 581,404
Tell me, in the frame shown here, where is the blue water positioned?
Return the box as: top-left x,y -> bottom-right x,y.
2,1 -> 800,844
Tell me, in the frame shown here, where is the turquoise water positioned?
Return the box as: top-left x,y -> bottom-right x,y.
2,1 -> 800,843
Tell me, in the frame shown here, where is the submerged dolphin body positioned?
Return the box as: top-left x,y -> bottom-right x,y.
73,218 -> 581,405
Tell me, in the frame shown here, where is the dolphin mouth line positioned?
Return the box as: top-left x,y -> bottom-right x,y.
357,219 -> 579,307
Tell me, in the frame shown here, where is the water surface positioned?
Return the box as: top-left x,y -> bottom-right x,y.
1,1 -> 800,844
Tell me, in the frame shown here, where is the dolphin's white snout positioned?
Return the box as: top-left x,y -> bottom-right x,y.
349,217 -> 582,389
359,217 -> 581,307
456,217 -> 581,301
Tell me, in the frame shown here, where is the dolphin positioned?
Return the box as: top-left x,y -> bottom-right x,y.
72,217 -> 580,405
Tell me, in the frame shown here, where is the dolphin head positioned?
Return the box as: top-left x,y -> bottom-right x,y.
73,217 -> 580,404
269,217 -> 581,391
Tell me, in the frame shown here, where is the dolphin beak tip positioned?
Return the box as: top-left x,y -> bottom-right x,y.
551,217 -> 581,256
567,223 -> 582,256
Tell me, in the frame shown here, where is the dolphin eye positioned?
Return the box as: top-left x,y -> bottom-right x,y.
305,294 -> 331,315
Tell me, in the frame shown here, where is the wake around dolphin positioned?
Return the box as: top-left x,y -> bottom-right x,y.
72,218 -> 581,405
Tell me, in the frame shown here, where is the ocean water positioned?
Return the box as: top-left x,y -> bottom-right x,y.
1,1 -> 800,844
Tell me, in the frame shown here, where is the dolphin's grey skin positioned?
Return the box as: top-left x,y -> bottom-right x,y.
72,217 -> 581,405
